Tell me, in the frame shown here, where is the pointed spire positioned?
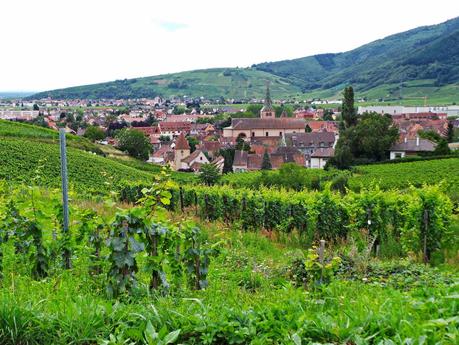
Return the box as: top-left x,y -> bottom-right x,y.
280,108 -> 288,118
264,82 -> 273,110
175,132 -> 190,150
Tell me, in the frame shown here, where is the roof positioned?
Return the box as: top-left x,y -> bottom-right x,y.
306,121 -> 339,133
233,150 -> 248,166
199,140 -> 221,153
134,126 -> 159,135
175,132 -> 190,150
261,84 -> 273,112
229,118 -> 305,130
159,121 -> 192,132
152,144 -> 172,158
285,132 -> 335,147
391,139 -> 436,152
182,150 -> 206,164
311,147 -> 335,158
273,146 -> 303,163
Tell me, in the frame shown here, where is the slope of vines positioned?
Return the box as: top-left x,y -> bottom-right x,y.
0,138 -> 153,192
349,158 -> 459,193
120,181 -> 454,261
0,119 -> 104,154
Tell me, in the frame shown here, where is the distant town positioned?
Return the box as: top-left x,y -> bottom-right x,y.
1,85 -> 458,173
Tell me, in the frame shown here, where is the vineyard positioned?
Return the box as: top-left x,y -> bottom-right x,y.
119,182 -> 455,261
350,158 -> 459,196
0,138 -> 153,192
0,136 -> 194,193
220,158 -> 459,201
0,119 -> 104,154
0,171 -> 458,344
0,121 -> 458,344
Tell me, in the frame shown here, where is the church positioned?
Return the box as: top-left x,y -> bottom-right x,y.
223,85 -> 306,142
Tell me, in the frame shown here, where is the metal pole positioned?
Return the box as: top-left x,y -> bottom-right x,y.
59,128 -> 71,268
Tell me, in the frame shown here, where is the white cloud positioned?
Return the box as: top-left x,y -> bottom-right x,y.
0,0 -> 457,91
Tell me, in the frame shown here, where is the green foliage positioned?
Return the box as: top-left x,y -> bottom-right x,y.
261,150 -> 272,170
199,163 -> 220,186
289,247 -> 341,289
186,136 -> 199,153
342,86 -> 357,128
0,119 -> 103,154
0,138 -> 153,193
106,211 -> 145,297
84,125 -> 106,142
116,128 -> 152,160
400,185 -> 453,262
332,112 -> 399,165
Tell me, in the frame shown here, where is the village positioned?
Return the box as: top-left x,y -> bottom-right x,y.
1,85 -> 459,174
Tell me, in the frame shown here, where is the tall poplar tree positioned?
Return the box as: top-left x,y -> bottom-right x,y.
342,86 -> 357,128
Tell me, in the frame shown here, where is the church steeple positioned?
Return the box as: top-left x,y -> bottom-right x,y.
260,82 -> 275,118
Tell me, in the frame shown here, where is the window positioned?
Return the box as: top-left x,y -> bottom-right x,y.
200,156 -> 202,160
279,131 -> 282,136
266,132 -> 269,137
252,132 -> 255,137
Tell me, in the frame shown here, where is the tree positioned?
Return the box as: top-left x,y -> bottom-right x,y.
235,135 -> 250,151
116,128 -> 152,160
342,86 -> 357,128
32,103 -> 39,111
323,109 -> 334,121
327,144 -> 354,169
331,112 -> 398,167
219,148 -> 235,174
261,149 -> 272,170
187,136 -> 199,153
199,163 -> 220,186
433,139 -> 450,155
84,125 -> 106,142
418,130 -> 442,143
159,135 -> 171,143
447,121 -> 454,143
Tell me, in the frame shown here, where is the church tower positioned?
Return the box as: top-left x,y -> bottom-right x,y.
260,83 -> 275,119
174,132 -> 190,170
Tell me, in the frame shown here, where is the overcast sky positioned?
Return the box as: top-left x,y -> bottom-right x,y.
1,0 -> 458,91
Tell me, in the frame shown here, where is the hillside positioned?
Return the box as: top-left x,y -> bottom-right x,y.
29,17 -> 459,103
0,120 -> 195,191
30,68 -> 302,100
254,17 -> 459,98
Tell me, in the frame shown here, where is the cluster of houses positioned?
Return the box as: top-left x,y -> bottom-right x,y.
2,87 -> 458,173
142,86 -> 340,172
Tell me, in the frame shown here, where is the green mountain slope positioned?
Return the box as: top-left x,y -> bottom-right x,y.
254,17 -> 459,97
30,68 -> 302,100
30,17 -> 459,102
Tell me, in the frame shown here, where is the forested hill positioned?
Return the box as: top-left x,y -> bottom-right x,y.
30,17 -> 459,101
253,16 -> 459,94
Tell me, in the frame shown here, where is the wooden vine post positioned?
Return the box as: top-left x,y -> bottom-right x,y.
423,209 -> 429,264
319,239 -> 325,284
179,186 -> 184,213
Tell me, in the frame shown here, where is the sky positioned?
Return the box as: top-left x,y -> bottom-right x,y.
1,0 -> 458,92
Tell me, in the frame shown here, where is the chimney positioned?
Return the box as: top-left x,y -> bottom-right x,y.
416,136 -> 420,146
